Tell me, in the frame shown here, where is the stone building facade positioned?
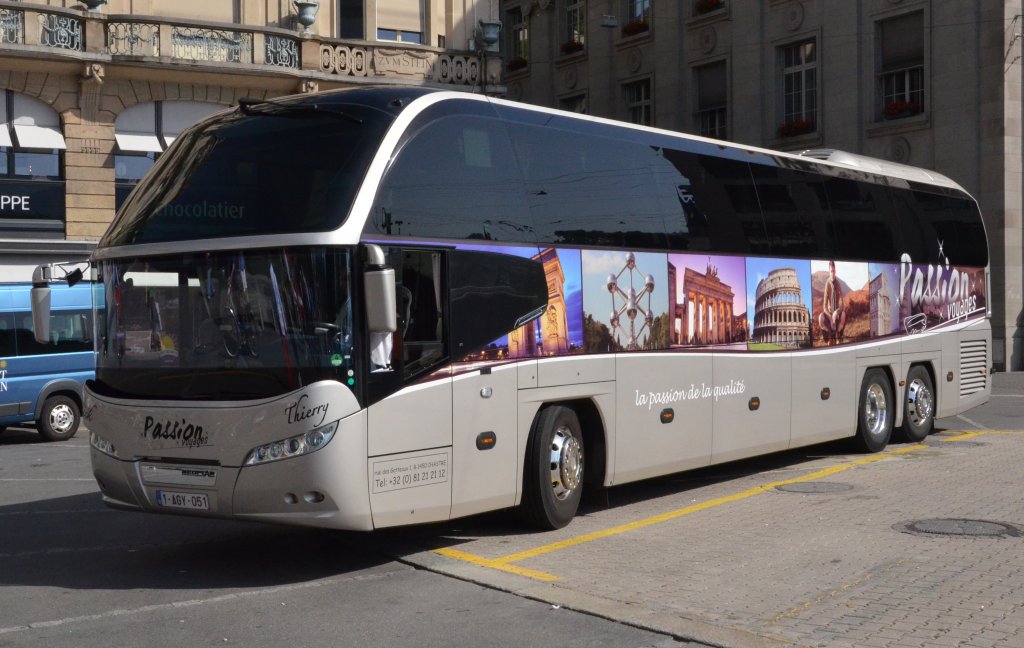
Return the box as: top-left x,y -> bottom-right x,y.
0,0 -> 503,279
502,0 -> 1023,369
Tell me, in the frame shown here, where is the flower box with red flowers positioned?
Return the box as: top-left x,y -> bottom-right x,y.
882,100 -> 922,120
777,119 -> 814,138
621,19 -> 649,36
560,40 -> 584,55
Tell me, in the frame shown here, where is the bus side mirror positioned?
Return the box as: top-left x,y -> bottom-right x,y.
363,244 -> 397,334
31,265 -> 52,344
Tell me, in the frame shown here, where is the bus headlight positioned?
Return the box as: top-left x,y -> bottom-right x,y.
90,431 -> 117,458
244,420 -> 339,466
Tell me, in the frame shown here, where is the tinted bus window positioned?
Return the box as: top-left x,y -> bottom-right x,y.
507,122 -> 669,249
750,165 -> 835,257
371,115 -> 534,242
904,190 -> 988,267
890,186 -> 940,263
660,149 -> 767,254
823,178 -> 899,262
650,147 -> 709,252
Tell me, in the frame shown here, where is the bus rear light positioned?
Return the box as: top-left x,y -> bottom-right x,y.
90,431 -> 117,458
244,420 -> 339,466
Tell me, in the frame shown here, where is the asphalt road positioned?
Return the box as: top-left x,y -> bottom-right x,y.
0,429 -> 687,647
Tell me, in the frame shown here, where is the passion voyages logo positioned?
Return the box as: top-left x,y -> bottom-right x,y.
899,257 -> 985,333
142,416 -> 209,448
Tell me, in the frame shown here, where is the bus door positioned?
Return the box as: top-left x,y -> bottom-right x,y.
366,247 -> 453,528
712,354 -> 791,463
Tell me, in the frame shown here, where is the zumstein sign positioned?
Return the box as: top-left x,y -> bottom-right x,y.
0,179 -> 65,236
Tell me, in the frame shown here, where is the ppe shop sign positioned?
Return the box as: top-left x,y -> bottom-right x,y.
0,179 -> 65,232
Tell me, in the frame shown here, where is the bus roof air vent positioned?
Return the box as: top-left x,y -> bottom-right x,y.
796,148 -> 961,190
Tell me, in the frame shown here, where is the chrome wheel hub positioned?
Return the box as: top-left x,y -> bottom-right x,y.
549,426 -> 582,501
49,404 -> 74,434
906,378 -> 934,426
865,383 -> 889,437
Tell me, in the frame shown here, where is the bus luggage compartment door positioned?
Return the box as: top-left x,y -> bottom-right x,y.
712,354 -> 791,464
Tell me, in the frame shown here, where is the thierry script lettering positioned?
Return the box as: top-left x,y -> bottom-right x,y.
285,394 -> 329,426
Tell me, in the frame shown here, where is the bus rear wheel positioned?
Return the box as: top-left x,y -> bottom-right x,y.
38,395 -> 80,442
854,369 -> 893,453
521,405 -> 584,530
898,365 -> 935,443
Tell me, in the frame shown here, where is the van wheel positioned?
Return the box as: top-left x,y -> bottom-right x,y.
38,396 -> 80,442
899,366 -> 935,443
854,369 -> 893,453
521,405 -> 584,530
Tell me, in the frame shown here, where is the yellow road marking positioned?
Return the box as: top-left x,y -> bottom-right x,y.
432,429 -> 1021,581
433,547 -> 560,582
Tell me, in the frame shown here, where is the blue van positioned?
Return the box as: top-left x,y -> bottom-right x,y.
0,282 -> 95,441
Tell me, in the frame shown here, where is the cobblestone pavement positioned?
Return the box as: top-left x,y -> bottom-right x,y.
391,374 -> 1024,648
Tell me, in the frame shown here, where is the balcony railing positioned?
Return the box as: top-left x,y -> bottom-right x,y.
319,40 -> 483,86
0,3 -> 82,51
0,1 -> 495,88
0,7 -> 24,45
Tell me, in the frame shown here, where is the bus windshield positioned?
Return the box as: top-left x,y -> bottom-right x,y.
102,101 -> 393,246
92,248 -> 354,401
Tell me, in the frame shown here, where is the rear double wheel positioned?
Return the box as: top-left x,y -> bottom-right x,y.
521,405 -> 584,530
898,365 -> 935,443
854,369 -> 894,453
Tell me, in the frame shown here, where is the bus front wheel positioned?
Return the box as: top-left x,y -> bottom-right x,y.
38,395 -> 80,442
854,369 -> 893,453
898,366 -> 935,443
521,405 -> 584,530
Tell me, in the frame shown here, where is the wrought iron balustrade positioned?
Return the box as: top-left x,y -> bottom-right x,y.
107,21 -> 159,56
171,26 -> 252,64
38,12 -> 82,51
264,33 -> 298,68
0,7 -> 24,45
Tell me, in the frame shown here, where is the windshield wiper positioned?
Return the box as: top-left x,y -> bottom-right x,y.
237,98 -> 363,123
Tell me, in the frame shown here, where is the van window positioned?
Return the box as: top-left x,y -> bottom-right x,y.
7,309 -> 92,356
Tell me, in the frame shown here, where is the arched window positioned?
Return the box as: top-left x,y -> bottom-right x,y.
0,90 -> 66,237
114,100 -> 222,209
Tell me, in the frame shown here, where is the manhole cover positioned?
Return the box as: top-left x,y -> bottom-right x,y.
901,519 -> 1021,538
925,440 -> 984,449
775,482 -> 853,494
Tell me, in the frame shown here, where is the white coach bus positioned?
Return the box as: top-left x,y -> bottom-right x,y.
37,87 -> 990,530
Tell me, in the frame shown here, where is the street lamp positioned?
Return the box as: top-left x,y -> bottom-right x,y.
476,19 -> 501,93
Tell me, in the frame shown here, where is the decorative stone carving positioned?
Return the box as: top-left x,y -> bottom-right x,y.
299,79 -> 319,93
889,136 -> 911,163
374,48 -> 436,78
700,26 -> 717,54
627,47 -> 642,73
79,63 -> 104,122
784,1 -> 804,32
563,67 -> 578,89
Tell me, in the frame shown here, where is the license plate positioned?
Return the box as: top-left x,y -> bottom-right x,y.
155,490 -> 210,511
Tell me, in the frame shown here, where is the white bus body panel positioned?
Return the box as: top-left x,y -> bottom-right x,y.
790,347 -> 856,448
613,353 -> 713,484
712,354 -> 791,464
367,377 -> 452,457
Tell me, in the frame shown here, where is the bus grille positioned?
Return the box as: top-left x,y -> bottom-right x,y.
959,340 -> 988,398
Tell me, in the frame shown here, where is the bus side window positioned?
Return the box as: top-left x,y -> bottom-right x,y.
749,165 -> 836,257
824,179 -> 899,262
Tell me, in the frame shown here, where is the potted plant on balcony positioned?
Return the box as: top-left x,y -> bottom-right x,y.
695,0 -> 725,15
777,118 -> 814,138
621,19 -> 649,36
507,56 -> 528,72
882,99 -> 923,120
560,39 -> 584,55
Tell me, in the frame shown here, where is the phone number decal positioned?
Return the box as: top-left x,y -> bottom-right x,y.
371,452 -> 449,494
